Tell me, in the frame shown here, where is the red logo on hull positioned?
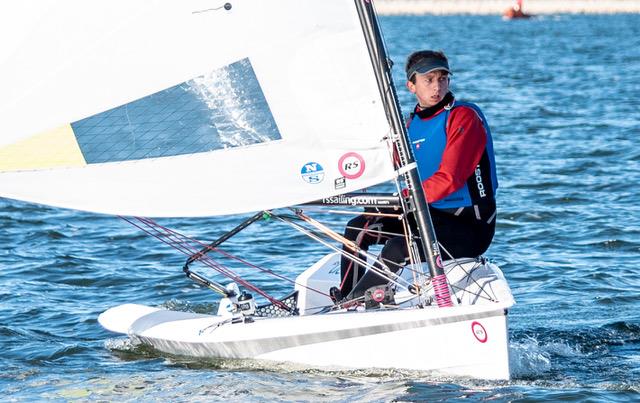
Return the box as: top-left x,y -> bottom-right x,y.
471,321 -> 488,343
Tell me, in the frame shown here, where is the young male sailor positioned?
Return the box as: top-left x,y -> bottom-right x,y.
337,50 -> 498,300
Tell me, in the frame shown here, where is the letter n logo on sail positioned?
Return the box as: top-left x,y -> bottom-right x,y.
300,161 -> 325,184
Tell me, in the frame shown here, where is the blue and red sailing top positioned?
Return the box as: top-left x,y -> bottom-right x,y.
406,93 -> 498,210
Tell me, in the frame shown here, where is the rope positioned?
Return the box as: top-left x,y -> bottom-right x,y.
301,206 -> 402,218
209,246 -> 329,298
120,216 -> 291,311
286,211 -> 412,291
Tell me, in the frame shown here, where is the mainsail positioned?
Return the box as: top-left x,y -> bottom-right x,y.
0,0 -> 395,217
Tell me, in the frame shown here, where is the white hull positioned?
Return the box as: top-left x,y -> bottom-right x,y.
99,255 -> 514,380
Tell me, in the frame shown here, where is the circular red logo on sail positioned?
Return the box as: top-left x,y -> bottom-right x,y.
471,321 -> 488,343
338,152 -> 365,180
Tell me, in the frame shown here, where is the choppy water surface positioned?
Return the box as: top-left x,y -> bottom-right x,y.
2,13 -> 640,402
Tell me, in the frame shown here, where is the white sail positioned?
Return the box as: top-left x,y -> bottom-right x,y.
0,0 -> 395,217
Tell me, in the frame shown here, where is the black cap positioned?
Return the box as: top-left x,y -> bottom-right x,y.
406,57 -> 451,80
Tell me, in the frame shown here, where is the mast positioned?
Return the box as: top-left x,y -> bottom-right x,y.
354,0 -> 453,307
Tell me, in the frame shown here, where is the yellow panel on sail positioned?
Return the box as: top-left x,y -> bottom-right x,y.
0,124 -> 86,172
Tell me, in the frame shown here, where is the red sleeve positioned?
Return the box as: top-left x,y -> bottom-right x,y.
421,106 -> 487,203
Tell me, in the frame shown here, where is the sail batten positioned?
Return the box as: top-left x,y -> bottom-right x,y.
0,0 -> 395,217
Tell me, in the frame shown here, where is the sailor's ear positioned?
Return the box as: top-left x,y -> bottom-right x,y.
406,80 -> 416,94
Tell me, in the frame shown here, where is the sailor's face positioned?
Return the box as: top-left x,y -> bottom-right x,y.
407,70 -> 449,108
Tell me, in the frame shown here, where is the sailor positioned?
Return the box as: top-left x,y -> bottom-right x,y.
337,50 -> 498,301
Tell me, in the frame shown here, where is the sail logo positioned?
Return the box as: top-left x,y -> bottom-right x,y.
301,162 -> 325,184
338,152 -> 365,180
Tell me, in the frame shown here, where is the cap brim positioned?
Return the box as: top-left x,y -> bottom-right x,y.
414,65 -> 451,75
407,58 -> 451,79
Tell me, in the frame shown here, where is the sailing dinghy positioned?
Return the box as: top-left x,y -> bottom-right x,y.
0,0 -> 514,379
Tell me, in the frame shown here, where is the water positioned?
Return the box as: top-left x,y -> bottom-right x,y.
2,13 -> 640,402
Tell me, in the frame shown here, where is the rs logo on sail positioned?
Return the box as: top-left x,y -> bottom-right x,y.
338,152 -> 365,179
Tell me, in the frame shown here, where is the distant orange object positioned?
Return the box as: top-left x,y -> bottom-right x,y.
503,0 -> 532,19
